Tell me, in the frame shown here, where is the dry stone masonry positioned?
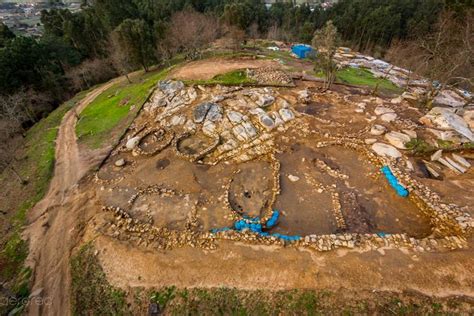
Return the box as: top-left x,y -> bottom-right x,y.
94,77 -> 473,254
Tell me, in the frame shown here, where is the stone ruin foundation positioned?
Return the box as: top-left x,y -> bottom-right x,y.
93,80 -> 473,254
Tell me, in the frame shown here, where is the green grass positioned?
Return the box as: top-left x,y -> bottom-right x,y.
71,244 -> 127,315
131,287 -> 470,315
76,68 -> 171,149
405,138 -> 435,156
336,67 -> 402,93
0,90 -> 90,314
184,69 -> 257,86
261,50 -> 294,62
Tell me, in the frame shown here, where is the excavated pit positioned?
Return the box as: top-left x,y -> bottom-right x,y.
93,79 -> 469,253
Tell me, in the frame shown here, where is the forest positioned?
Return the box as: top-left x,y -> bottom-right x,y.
0,0 -> 472,169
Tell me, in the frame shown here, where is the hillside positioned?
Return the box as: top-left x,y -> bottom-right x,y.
0,1 -> 473,314
1,43 -> 472,314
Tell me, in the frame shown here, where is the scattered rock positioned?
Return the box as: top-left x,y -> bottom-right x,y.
391,97 -> 402,104
445,157 -> 467,173
431,150 -> 443,162
434,89 -> 466,108
256,95 -> 275,107
298,89 -> 310,101
170,115 -> 186,126
227,111 -> 244,124
193,103 -> 211,123
375,106 -> 394,116
288,174 -> 300,182
380,113 -> 398,122
203,120 -> 217,136
384,131 -> 411,149
277,98 -> 291,109
158,80 -> 184,94
184,119 -> 196,131
452,154 -> 471,168
115,159 -> 126,167
233,121 -> 257,142
279,108 -> 295,122
402,129 -> 417,139
371,143 -> 402,158
370,124 -> 387,136
365,138 -> 377,145
126,136 -> 140,150
438,157 -> 462,174
259,114 -> 275,130
206,103 -> 223,122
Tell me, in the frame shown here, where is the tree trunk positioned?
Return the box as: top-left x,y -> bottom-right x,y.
11,165 -> 27,185
125,73 -> 132,84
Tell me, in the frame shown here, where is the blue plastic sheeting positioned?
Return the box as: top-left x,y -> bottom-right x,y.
292,44 -> 313,59
210,210 -> 301,242
381,166 -> 409,197
265,210 -> 280,228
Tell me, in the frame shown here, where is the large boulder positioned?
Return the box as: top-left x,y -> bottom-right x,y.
370,124 -> 387,136
193,102 -> 222,123
158,80 -> 184,94
371,143 -> 402,159
385,131 -> 411,149
463,110 -> 474,130
433,89 -> 466,108
420,107 -> 473,141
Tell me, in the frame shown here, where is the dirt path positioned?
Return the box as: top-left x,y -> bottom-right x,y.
24,78 -> 123,316
170,57 -> 278,80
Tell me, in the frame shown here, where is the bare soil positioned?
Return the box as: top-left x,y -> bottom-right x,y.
170,57 -> 278,80
24,77 -> 123,316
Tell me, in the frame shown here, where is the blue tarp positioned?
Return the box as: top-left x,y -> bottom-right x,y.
210,210 -> 302,242
292,44 -> 314,59
381,166 -> 409,197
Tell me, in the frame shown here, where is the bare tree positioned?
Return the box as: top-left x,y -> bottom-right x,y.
0,90 -> 40,129
247,22 -> 260,48
67,58 -> 117,90
386,9 -> 473,107
109,33 -> 134,83
312,20 -> 340,90
267,23 -> 292,42
222,24 -> 245,52
166,9 -> 219,60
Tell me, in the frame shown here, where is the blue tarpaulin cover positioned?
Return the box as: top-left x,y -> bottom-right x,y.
292,44 -> 314,59
210,210 -> 301,242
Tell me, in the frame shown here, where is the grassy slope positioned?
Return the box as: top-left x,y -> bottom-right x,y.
184,69 -> 257,86
76,68 -> 171,149
0,89 -> 90,313
336,67 -> 402,93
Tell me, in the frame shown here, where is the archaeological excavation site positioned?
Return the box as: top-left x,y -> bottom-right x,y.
3,2 -> 474,314
11,53 -> 474,315
92,65 -> 472,258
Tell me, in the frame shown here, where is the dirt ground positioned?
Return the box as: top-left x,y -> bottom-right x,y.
170,57 -> 278,80
21,56 -> 474,314
24,77 -> 124,315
